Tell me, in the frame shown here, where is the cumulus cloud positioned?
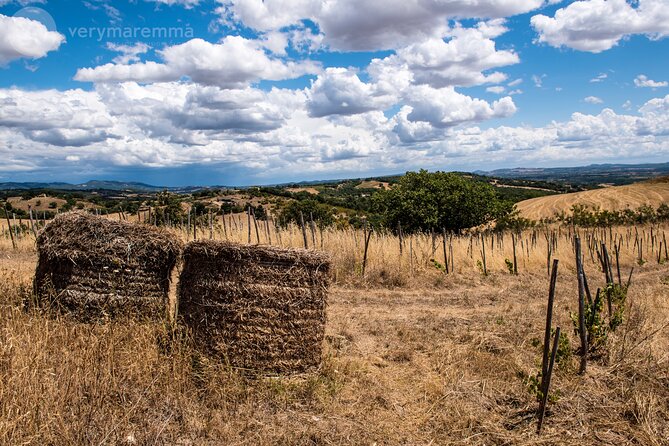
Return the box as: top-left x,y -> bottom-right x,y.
634,74 -> 668,88
0,14 -> 64,65
219,0 -> 545,51
307,67 -> 398,117
2,82 -> 669,180
368,21 -> 518,90
531,0 -> 669,53
584,96 -> 603,104
0,88 -> 115,146
486,86 -> 506,94
107,42 -> 150,64
75,36 -> 321,88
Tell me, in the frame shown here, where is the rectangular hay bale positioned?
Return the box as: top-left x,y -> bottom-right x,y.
33,212 -> 182,321
178,240 -> 331,375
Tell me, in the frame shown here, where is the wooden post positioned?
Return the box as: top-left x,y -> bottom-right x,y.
299,211 -> 308,249
480,233 -> 487,276
398,222 -> 403,256
362,221 -> 372,277
309,212 -> 316,247
541,259 -> 559,394
442,228 -> 449,274
575,236 -> 588,374
208,210 -> 213,240
247,206 -> 252,244
252,208 -> 260,244
3,204 -> 16,250
538,326 -> 561,434
28,205 -> 37,238
512,232 -> 518,275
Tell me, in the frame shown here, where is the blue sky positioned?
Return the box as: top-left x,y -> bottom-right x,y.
0,0 -> 668,186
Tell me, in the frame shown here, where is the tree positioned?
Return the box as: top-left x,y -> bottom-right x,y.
277,199 -> 335,229
372,170 -> 511,233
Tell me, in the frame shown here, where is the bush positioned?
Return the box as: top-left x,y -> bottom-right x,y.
372,170 -> 512,233
277,200 -> 335,229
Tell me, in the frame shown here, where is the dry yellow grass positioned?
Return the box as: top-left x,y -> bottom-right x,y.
1,219 -> 669,444
356,180 -> 390,190
516,180 -> 669,221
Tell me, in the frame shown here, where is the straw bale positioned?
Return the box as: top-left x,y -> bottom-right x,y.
178,240 -> 331,375
33,212 -> 182,321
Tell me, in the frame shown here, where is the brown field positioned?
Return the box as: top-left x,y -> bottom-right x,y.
286,187 -> 320,195
356,180 -> 390,190
516,180 -> 669,221
1,219 -> 669,444
7,196 -> 68,212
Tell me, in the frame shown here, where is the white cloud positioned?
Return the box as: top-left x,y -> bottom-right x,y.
307,67 -> 398,117
507,78 -> 523,87
219,0 -> 545,51
634,74 -> 668,88
405,85 -> 516,128
107,42 -> 150,65
369,22 -> 519,89
145,0 -> 200,7
75,36 -> 321,88
486,86 -> 506,94
584,96 -> 603,104
0,14 -> 64,65
531,0 -> 669,53
532,74 -> 545,87
2,83 -> 669,181
590,73 -> 607,83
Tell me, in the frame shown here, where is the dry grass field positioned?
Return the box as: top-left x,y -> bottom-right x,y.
516,180 -> 669,221
1,219 -> 668,444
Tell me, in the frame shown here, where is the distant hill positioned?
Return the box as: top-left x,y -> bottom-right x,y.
0,180 -> 167,192
515,178 -> 669,221
478,162 -> 669,186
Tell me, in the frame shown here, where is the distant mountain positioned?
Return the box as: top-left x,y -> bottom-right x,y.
477,162 -> 669,185
0,180 -> 167,192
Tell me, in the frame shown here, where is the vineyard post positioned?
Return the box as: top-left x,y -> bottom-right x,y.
28,205 -> 37,238
575,236 -> 588,374
361,220 -> 372,277
299,211 -> 308,249
3,204 -> 16,250
538,326 -> 561,434
541,259 -> 559,394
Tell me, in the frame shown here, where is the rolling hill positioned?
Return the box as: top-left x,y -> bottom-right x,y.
515,178 -> 669,221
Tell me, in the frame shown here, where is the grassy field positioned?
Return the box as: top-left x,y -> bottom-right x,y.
516,180 -> 669,221
1,219 -> 668,444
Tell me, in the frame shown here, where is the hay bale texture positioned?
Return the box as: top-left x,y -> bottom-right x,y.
178,240 -> 331,375
34,212 -> 182,320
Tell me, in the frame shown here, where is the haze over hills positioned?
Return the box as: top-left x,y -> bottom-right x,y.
3,162 -> 669,192
476,162 -> 669,185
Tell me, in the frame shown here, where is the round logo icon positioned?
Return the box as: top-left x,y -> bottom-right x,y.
13,6 -> 57,32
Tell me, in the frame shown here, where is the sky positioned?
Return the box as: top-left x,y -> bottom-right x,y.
0,0 -> 668,186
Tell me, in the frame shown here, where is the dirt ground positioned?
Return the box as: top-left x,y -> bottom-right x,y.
1,245 -> 668,445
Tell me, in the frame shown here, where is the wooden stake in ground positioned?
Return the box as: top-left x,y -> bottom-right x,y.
512,232 -> 518,275
442,228 -> 449,274
299,211 -> 308,249
247,206 -> 252,244
575,236 -> 588,374
362,221 -> 372,277
3,204 -> 16,250
541,259 -> 559,394
28,205 -> 37,239
480,233 -> 487,275
538,326 -> 561,434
